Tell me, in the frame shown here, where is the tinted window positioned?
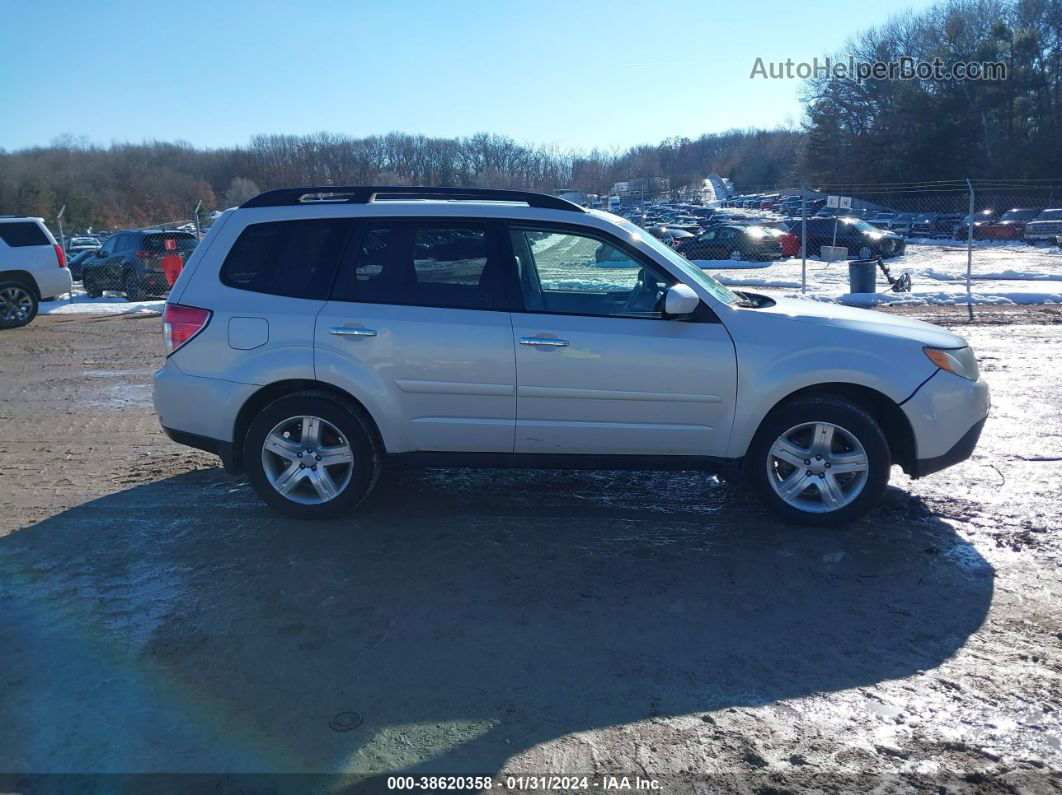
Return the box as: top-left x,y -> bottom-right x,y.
142,234 -> 197,255
338,222 -> 500,310
0,222 -> 49,247
220,219 -> 353,299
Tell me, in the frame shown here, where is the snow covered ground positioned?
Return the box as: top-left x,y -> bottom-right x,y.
39,289 -> 164,316
693,239 -> 1062,306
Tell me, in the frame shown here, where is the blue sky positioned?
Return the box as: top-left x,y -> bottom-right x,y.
0,0 -> 935,152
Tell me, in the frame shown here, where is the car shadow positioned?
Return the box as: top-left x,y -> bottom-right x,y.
0,466 -> 993,782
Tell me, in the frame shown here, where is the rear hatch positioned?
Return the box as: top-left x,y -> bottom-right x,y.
139,233 -> 197,282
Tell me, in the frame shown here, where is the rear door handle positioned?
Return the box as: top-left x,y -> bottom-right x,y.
519,336 -> 569,347
329,327 -> 377,337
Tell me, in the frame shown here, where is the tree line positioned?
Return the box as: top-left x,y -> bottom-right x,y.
0,129 -> 801,232
0,0 -> 1057,231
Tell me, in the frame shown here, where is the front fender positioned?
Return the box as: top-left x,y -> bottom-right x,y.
724,331 -> 936,459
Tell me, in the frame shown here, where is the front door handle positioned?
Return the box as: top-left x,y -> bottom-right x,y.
329,327 -> 377,337
519,336 -> 569,347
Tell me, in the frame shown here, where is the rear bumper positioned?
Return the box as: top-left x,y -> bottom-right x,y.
162,426 -> 239,474
153,361 -> 257,472
911,417 -> 986,477
34,268 -> 73,300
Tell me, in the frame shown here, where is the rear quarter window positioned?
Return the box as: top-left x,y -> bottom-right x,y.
0,222 -> 50,247
219,219 -> 353,299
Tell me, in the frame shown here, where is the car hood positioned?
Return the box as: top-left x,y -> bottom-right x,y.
749,296 -> 967,348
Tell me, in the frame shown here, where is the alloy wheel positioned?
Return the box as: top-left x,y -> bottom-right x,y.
261,415 -> 355,505
0,286 -> 33,324
766,421 -> 870,513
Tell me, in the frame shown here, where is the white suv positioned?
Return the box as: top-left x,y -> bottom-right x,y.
0,217 -> 73,328
153,187 -> 989,526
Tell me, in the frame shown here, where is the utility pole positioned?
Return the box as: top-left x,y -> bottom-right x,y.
965,178 -> 975,322
56,205 -> 65,254
193,200 -> 203,240
800,185 -> 807,293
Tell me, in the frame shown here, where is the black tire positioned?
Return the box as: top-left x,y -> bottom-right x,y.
83,271 -> 103,297
123,271 -> 145,302
243,391 -> 382,520
744,394 -> 891,527
0,280 -> 39,329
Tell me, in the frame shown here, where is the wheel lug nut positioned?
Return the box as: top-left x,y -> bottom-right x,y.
299,464 -> 305,469
297,452 -> 303,458
315,455 -> 321,461
818,473 -> 825,479
311,465 -> 317,471
804,459 -> 810,465
825,463 -> 831,468
806,469 -> 812,476
816,455 -> 822,460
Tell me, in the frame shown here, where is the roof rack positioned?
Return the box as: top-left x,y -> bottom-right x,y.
240,185 -> 587,213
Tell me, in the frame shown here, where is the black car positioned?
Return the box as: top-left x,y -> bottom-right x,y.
677,224 -> 784,261
791,217 -> 906,259
66,248 -> 99,281
911,213 -> 963,238
81,230 -> 198,300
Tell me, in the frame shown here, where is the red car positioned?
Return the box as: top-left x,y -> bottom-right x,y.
767,223 -> 800,256
955,208 -> 1040,240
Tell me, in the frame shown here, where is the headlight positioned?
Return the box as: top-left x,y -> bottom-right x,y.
924,346 -> 980,381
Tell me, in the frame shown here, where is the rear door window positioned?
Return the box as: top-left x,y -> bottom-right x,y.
0,222 -> 49,247
220,219 -> 354,299
331,221 -> 509,310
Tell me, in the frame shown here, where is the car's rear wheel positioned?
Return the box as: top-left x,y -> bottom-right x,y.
745,395 -> 891,527
858,244 -> 874,259
730,248 -> 745,261
123,271 -> 145,302
243,392 -> 381,519
0,281 -> 38,329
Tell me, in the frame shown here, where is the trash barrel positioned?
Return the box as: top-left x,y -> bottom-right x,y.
848,259 -> 877,293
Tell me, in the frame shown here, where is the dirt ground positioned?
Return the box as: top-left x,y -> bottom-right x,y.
0,309 -> 1060,793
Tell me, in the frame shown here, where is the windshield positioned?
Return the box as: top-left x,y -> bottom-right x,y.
840,217 -> 876,233
1038,209 -> 1062,220
1001,209 -> 1038,221
619,219 -> 740,306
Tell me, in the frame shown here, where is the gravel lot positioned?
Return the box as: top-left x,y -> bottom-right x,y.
0,310 -> 1060,792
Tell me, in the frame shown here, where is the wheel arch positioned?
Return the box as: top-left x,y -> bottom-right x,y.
230,379 -> 386,474
0,270 -> 40,299
750,382 -> 916,475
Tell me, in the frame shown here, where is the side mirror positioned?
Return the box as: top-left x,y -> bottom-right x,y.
664,283 -> 700,318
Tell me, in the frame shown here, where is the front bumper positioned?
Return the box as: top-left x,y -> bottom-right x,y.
902,369 -> 990,478
911,417 -> 986,477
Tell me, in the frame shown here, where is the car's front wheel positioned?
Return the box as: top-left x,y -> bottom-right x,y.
745,395 -> 891,527
243,391 -> 381,519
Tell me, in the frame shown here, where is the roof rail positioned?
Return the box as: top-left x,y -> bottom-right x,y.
240,185 -> 587,213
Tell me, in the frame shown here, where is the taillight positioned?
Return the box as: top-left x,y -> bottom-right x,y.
162,303 -> 211,355
55,245 -> 66,267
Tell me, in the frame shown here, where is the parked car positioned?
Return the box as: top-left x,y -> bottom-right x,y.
0,217 -> 72,328
979,208 -> 1041,240
155,185 -> 989,527
911,213 -> 964,239
676,224 -> 784,261
953,209 -> 1042,241
1022,209 -> 1062,244
81,229 -> 198,300
66,248 -> 99,281
793,217 -> 906,259
65,236 -> 101,256
884,213 -> 917,236
764,222 -> 800,256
